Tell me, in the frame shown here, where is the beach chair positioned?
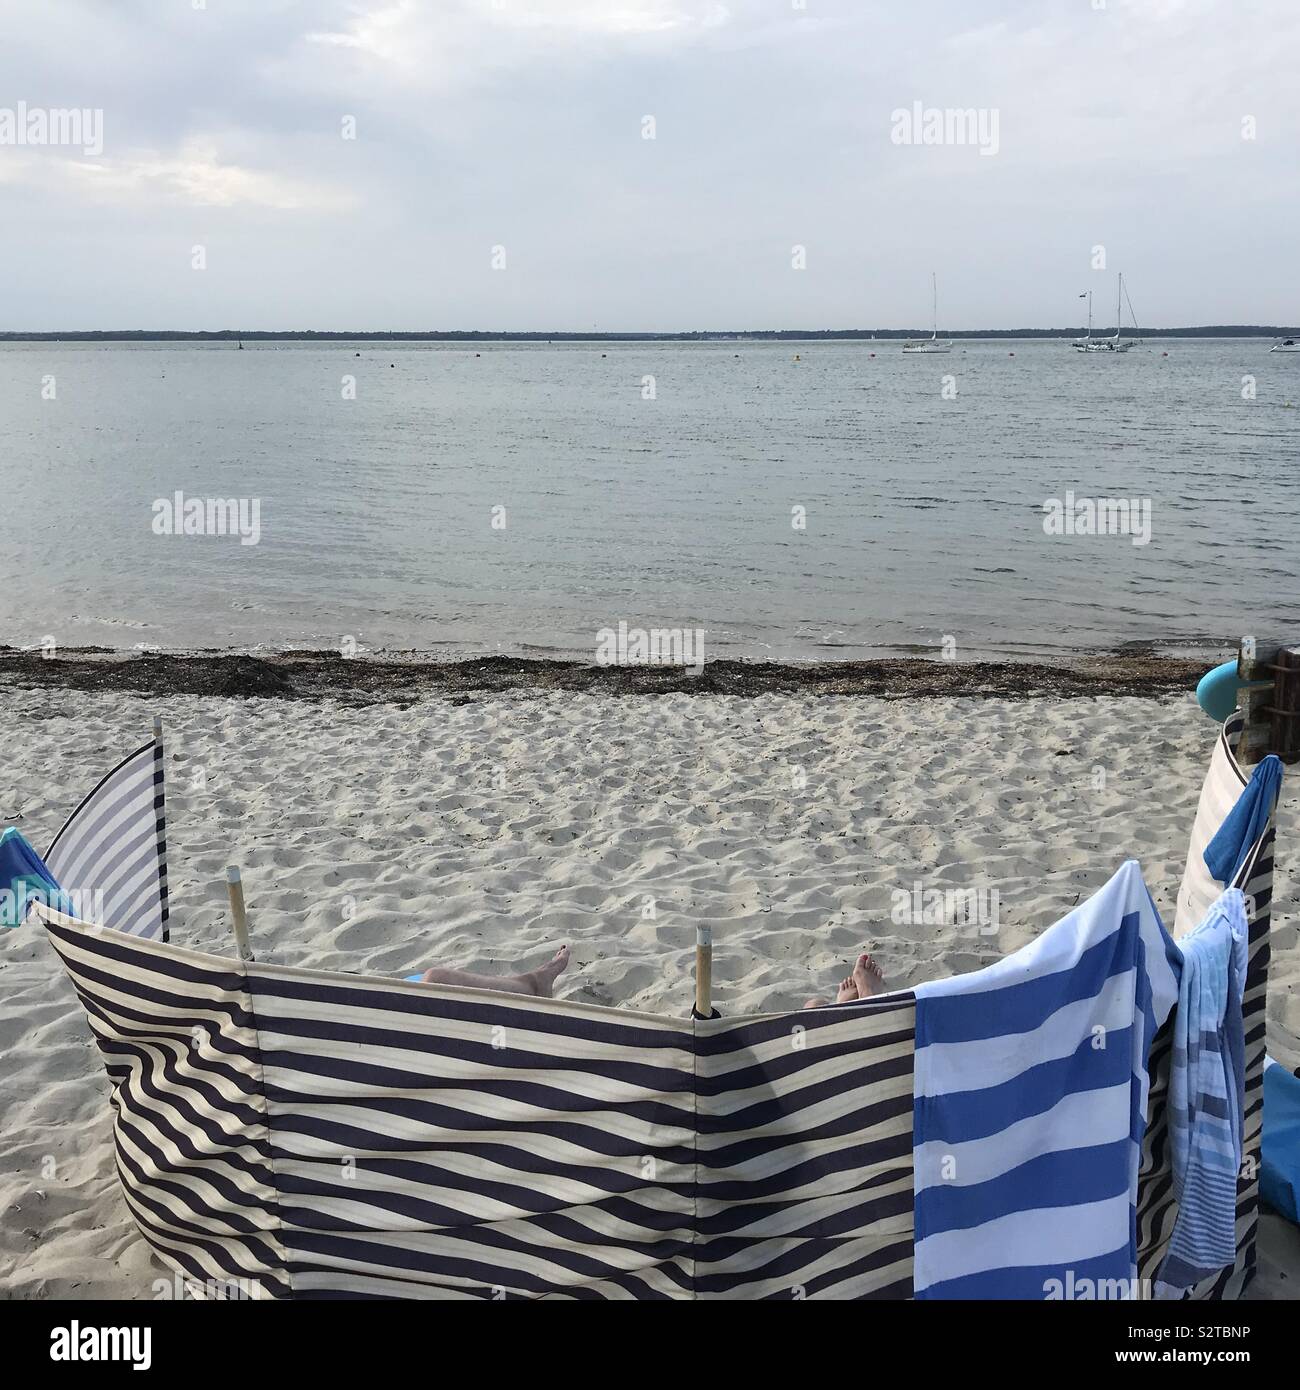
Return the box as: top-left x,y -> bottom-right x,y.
28,714 -> 1282,1300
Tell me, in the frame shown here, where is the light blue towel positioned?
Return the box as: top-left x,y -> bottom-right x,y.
1204,755 -> 1283,885
1155,888 -> 1247,1298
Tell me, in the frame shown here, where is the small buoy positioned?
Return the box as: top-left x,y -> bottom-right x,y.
1009,352 -> 1015,357
475,352 -> 481,357
1162,351 -> 1168,357
354,352 -> 360,358
793,354 -> 800,362
869,352 -> 875,359
601,353 -> 607,358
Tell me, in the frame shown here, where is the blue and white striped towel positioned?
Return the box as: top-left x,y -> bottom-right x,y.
1154,888 -> 1247,1298
912,860 -> 1181,1299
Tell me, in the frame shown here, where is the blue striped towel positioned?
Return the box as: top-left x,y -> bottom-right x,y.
1154,888 -> 1247,1298
912,860 -> 1181,1299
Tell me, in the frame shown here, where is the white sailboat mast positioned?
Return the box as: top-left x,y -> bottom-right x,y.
1115,273 -> 1123,341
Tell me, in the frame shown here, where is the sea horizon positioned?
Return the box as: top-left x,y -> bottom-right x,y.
4,336 -> 1297,664
3,326 -> 1297,341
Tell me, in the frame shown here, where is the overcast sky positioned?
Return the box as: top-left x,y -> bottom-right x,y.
1,0 -> 1297,331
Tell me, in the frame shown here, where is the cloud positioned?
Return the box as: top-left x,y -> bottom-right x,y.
7,143 -> 353,211
308,0 -> 730,50
491,1 -> 730,36
2,0 -> 1299,328
298,0 -> 735,87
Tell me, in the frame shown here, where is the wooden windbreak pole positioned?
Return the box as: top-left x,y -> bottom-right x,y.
1269,646 -> 1300,764
225,866 -> 253,961
1238,638 -> 1279,764
1239,638 -> 1300,764
695,925 -> 713,1018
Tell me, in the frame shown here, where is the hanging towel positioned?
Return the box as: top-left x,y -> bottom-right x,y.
0,826 -> 66,927
1261,1058 -> 1300,1225
911,860 -> 1181,1299
1155,888 -> 1247,1296
1203,755 -> 1283,885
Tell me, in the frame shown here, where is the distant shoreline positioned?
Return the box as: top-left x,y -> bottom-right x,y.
0,648 -> 1207,702
0,328 -> 1295,343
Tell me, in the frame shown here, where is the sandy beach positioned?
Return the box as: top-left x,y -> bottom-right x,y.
0,678 -> 1295,1299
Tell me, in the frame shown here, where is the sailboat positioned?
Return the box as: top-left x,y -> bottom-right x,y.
1074,274 -> 1134,352
902,273 -> 953,353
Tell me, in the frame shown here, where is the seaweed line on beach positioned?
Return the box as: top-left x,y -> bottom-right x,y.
0,648 -> 1208,703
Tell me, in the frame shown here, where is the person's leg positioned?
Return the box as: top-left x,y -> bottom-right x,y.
422,945 -> 570,998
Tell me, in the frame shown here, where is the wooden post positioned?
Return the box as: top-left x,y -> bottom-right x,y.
1238,638 -> 1280,764
152,715 -> 163,744
1270,646 -> 1300,764
695,925 -> 713,1018
225,866 -> 253,961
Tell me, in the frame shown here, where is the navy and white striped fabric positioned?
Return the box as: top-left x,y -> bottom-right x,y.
911,860 -> 1182,1299
37,902 -> 915,1300
34,721 -> 1276,1300
45,735 -> 169,941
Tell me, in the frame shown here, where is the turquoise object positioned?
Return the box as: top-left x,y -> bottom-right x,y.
1196,659 -> 1274,723
0,826 -> 65,927
1196,660 -> 1241,722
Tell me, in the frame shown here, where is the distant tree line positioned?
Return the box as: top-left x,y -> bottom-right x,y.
0,325 -> 1294,341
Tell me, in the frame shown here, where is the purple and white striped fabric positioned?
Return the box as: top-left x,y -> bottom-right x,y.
45,734 -> 169,941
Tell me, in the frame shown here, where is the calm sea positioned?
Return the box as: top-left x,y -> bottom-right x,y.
2,338 -> 1297,662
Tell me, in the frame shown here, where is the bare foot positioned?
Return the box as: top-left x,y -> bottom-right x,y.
851,952 -> 884,999
521,944 -> 571,998
835,975 -> 858,1004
